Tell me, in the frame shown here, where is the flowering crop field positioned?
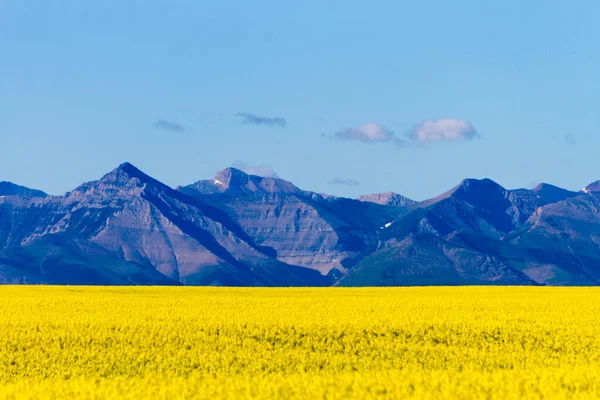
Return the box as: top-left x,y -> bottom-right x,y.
1,287 -> 600,399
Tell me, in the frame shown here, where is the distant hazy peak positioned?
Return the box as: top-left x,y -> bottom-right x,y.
0,181 -> 47,198
187,167 -> 304,196
530,183 -> 578,200
457,177 -> 501,189
358,192 -> 415,207
420,178 -> 506,207
582,180 -> 600,193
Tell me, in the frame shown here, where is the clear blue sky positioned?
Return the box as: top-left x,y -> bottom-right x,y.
1,0 -> 598,200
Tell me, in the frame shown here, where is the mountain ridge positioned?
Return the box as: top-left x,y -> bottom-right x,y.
1,162 -> 599,286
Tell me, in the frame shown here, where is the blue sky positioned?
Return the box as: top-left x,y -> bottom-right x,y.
1,0 -> 599,200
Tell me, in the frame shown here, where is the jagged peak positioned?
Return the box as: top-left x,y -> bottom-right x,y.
102,162 -> 149,182
84,162 -> 169,191
66,162 -> 169,203
214,167 -> 251,188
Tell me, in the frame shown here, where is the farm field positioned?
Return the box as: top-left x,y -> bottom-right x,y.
1,287 -> 600,399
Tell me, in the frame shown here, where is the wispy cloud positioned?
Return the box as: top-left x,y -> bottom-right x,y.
334,122 -> 395,143
328,178 -> 360,186
235,113 -> 287,128
407,118 -> 479,143
232,162 -> 279,178
153,120 -> 190,132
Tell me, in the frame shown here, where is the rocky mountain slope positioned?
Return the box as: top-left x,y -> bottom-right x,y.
0,164 -> 327,286
1,163 -> 599,286
358,192 -> 416,207
179,168 -> 399,277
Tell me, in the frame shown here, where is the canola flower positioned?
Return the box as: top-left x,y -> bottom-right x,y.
1,286 -> 600,399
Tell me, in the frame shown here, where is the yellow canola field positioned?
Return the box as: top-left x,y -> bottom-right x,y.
1,286 -> 600,399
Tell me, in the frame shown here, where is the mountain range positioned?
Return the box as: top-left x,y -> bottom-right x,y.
2,162 -> 600,286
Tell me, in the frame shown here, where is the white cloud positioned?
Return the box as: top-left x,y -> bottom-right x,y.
334,122 -> 395,143
232,162 -> 279,178
408,118 -> 479,143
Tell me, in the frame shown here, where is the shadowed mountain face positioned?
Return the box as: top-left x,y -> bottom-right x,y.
341,178 -> 596,286
338,233 -> 536,286
530,183 -> 578,203
0,182 -> 47,198
0,164 -> 599,286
